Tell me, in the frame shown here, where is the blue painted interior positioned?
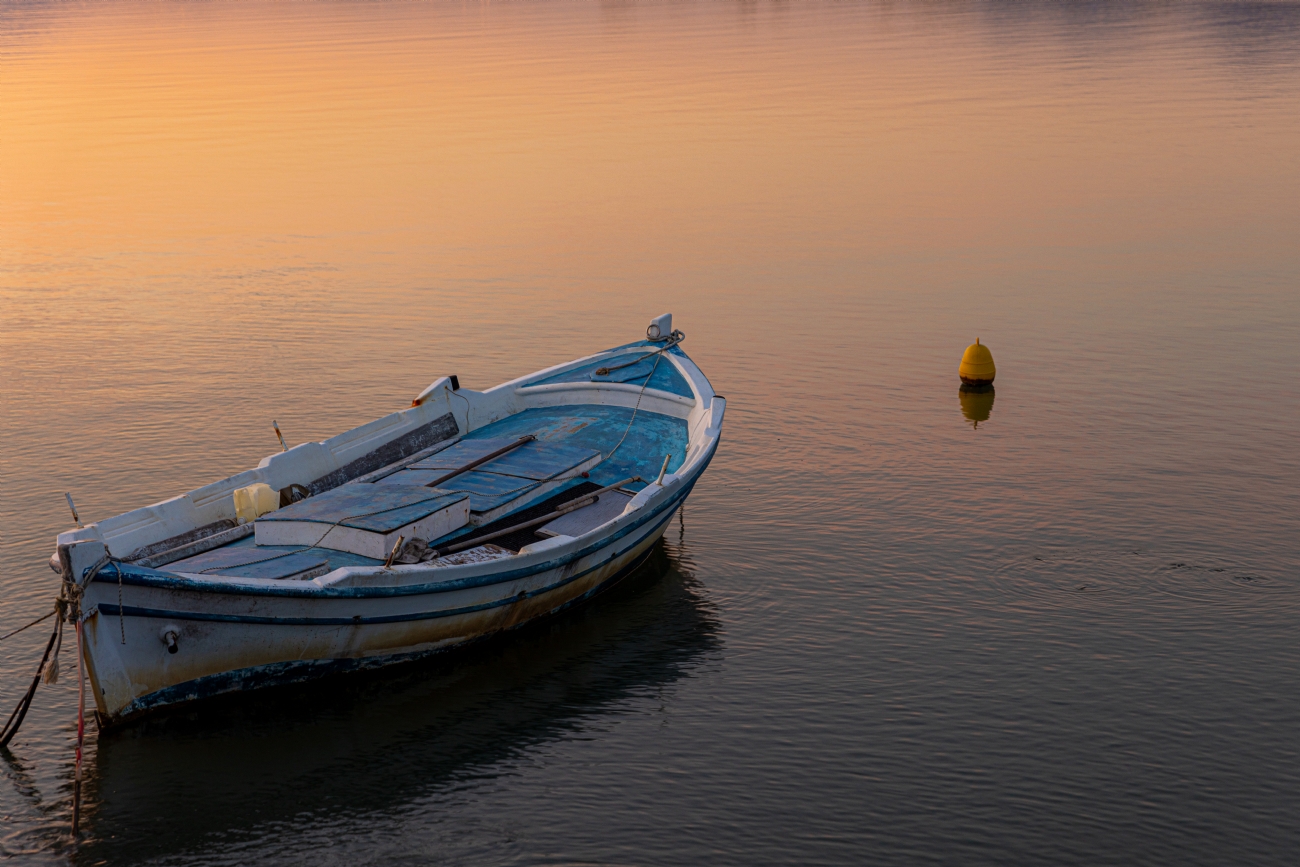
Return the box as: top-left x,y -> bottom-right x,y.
383,469 -> 540,513
258,486 -> 467,532
171,547 -> 332,580
409,438 -> 517,470
411,438 -> 598,480
532,342 -> 694,398
461,406 -> 688,491
384,438 -> 601,513
194,400 -> 689,578
224,534 -> 383,567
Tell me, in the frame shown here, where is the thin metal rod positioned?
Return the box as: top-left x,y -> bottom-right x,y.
273,420 -> 288,452
65,493 -> 82,528
656,454 -> 671,485
436,477 -> 637,556
423,435 -> 536,489
383,535 -> 405,570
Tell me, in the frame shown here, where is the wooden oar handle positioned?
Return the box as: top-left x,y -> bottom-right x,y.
435,477 -> 639,556
423,435 -> 536,489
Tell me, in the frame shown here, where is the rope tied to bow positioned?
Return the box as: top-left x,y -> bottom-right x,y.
0,598 -> 65,749
594,329 -> 685,376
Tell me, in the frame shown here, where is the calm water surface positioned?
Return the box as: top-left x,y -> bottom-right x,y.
3,1 -> 1300,864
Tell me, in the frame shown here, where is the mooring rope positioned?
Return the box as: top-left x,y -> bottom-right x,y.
71,618 -> 85,835
451,388 -> 474,433
594,329 -> 684,376
0,608 -> 56,643
0,603 -> 62,749
602,350 -> 663,465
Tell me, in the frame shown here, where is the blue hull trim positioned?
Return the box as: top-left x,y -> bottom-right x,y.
97,510 -> 677,627
110,540 -> 663,724
90,460 -> 709,600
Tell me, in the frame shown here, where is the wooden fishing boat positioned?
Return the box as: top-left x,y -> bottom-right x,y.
50,314 -> 724,727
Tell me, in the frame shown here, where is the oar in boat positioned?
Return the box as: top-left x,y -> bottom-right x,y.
433,477 -> 639,557
422,435 -> 537,489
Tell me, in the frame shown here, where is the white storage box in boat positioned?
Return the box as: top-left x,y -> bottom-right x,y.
254,485 -> 469,560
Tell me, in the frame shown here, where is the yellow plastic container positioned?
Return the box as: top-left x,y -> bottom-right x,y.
234,483 -> 279,524
958,339 -> 996,386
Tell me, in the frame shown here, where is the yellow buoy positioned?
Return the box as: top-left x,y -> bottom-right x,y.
959,338 -> 996,387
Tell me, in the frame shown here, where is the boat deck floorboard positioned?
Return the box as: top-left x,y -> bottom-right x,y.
183,404 -> 688,579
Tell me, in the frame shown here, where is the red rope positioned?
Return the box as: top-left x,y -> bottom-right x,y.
72,620 -> 85,836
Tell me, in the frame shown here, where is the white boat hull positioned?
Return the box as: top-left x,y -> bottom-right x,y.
54,320 -> 724,727
78,463 -> 703,725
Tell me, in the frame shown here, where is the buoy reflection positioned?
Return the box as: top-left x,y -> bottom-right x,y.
959,384 -> 995,428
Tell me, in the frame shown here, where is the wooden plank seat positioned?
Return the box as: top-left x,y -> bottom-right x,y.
168,546 -> 332,581
536,488 -> 635,538
255,486 -> 470,559
377,438 -> 601,525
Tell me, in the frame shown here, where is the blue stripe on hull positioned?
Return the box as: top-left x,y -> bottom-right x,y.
98,509 -> 677,627
89,462 -> 708,600
110,540 -> 663,725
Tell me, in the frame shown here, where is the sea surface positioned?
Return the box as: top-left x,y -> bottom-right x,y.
3,1 -> 1300,864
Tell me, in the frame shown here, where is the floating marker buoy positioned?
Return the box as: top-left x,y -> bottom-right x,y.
959,338 -> 996,387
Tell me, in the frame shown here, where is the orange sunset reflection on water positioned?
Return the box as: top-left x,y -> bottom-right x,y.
3,0 -> 1298,583
4,2 -> 1300,864
7,1 -> 1296,296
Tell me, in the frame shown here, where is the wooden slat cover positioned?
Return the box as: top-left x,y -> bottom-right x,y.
258,485 -> 467,533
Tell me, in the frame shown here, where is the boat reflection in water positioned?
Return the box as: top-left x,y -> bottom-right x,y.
958,384 -> 996,429
76,541 -> 717,863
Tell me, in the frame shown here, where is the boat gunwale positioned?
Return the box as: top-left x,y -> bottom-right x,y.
94,508 -> 681,627
84,456 -> 711,601
496,339 -> 691,393
514,380 -> 696,407
55,341 -> 708,556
